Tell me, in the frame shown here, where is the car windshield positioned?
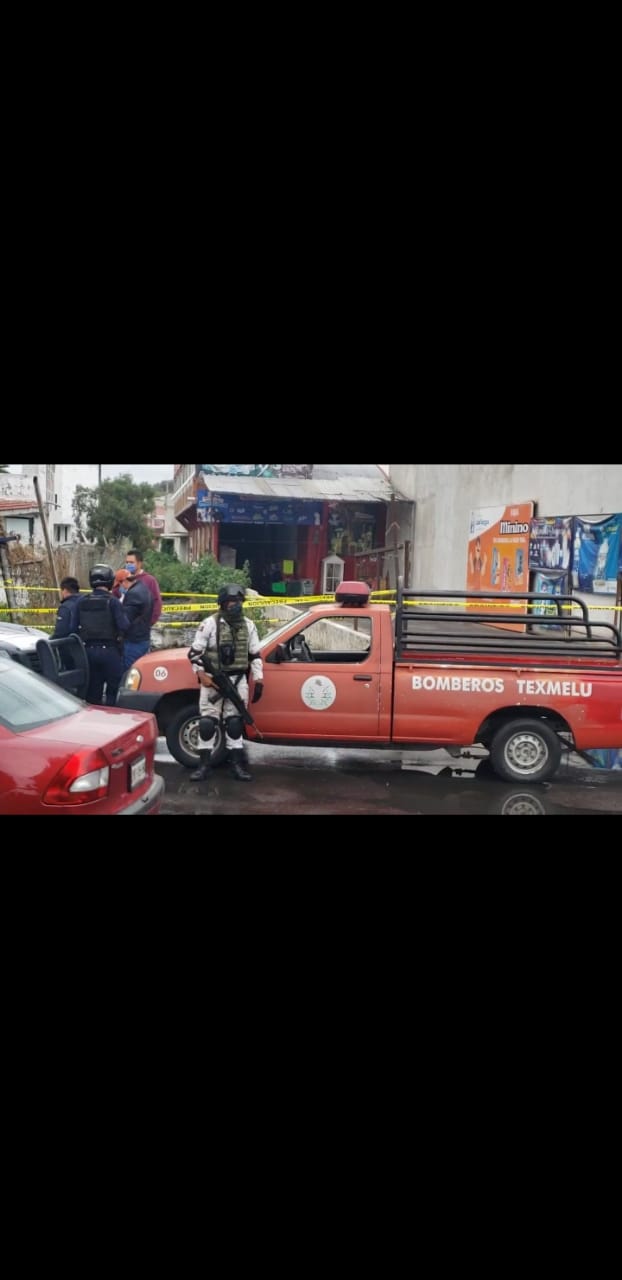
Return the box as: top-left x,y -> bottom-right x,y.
0,655 -> 82,732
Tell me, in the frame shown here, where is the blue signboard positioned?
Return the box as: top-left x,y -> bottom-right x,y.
196,490 -> 321,526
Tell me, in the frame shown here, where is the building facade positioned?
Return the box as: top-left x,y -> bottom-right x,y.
389,463 -> 622,624
173,464 -> 411,593
0,465 -> 100,544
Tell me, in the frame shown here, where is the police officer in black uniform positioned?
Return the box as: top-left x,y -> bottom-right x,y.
52,577 -> 81,638
78,564 -> 130,706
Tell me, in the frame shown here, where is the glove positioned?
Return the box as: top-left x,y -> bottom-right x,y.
251,682 -> 264,704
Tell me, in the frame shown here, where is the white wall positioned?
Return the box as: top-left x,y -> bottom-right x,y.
0,474 -> 35,501
20,464 -> 99,541
55,465 -> 99,532
390,464 -> 622,628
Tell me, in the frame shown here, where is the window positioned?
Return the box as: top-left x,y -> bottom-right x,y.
322,554 -> 345,594
0,657 -> 81,732
297,616 -> 372,663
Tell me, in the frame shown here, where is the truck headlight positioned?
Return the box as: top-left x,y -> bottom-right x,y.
123,667 -> 142,692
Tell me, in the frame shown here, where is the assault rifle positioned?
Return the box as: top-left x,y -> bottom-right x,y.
198,654 -> 263,740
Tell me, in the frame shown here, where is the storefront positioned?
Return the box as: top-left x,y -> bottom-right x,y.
177,465 -> 404,594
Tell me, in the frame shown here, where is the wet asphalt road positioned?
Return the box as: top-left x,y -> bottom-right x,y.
155,741 -> 622,815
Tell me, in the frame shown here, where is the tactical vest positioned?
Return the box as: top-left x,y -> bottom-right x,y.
79,594 -> 119,644
207,617 -> 250,673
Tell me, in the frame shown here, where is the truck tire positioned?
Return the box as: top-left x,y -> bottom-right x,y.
490,718 -> 562,784
165,705 -> 226,770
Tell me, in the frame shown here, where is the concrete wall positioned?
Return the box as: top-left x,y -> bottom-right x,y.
389,464 -> 622,628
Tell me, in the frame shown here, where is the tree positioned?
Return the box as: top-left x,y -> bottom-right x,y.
72,474 -> 156,549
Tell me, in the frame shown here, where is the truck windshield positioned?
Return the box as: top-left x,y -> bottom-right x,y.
259,611 -> 313,648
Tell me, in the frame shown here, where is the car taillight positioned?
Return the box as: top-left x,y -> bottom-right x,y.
44,750 -> 111,806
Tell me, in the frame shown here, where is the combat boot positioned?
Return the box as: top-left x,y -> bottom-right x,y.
190,750 -> 211,782
227,749 -> 252,781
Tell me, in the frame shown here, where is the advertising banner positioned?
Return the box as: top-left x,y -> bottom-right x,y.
531,571 -> 569,630
198,465 -> 313,478
582,748 -> 622,770
197,490 -> 322,526
529,516 -> 573,571
572,514 -> 622,593
467,502 -> 534,626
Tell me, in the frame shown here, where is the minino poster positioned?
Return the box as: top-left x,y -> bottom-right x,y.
467,502 -> 534,628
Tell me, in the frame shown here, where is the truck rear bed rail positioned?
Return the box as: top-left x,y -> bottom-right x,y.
395,583 -> 622,664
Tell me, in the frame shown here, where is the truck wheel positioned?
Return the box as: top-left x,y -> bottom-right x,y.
490,718 -> 562,784
165,706 -> 226,769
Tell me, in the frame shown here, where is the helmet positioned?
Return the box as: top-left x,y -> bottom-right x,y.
217,583 -> 246,607
89,563 -> 114,590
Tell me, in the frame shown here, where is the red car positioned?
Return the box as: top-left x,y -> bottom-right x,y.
0,651 -> 164,815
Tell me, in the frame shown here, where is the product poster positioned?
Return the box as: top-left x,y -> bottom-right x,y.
531,571 -> 569,630
583,748 -> 622,770
572,515 -> 622,594
467,503 -> 534,626
529,516 -> 573,571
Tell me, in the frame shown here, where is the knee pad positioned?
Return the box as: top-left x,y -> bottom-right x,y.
199,718 -> 217,743
226,716 -> 244,741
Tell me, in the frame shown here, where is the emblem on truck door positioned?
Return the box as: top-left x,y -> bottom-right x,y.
301,676 -> 337,710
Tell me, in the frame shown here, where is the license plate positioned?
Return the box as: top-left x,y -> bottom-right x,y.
130,755 -> 147,790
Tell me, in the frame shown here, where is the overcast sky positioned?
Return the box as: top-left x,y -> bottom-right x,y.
7,464 -> 387,482
101,464 -> 174,483
6,464 -> 174,484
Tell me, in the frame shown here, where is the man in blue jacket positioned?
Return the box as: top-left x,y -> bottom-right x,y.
123,572 -> 154,671
52,577 -> 82,639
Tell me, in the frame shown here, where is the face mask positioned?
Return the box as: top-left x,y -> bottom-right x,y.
125,563 -> 137,574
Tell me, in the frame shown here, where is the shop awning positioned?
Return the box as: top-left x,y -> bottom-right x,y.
196,470 -> 402,504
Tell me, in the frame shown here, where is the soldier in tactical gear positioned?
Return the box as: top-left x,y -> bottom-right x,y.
77,564 -> 130,705
188,584 -> 263,785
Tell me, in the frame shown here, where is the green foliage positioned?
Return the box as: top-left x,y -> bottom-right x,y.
142,551 -> 251,598
189,556 -> 251,595
143,550 -> 193,594
72,475 -> 156,548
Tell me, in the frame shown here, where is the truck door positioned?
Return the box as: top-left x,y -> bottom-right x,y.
258,613 -> 381,741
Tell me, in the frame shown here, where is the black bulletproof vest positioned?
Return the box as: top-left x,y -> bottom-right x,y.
79,594 -> 118,644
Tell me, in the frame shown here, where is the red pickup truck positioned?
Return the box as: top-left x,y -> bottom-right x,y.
116,581 -> 622,784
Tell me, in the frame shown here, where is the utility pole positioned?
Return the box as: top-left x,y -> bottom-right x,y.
0,525 -> 19,623
98,464 -> 102,487
0,466 -> 19,619
33,474 -> 61,598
